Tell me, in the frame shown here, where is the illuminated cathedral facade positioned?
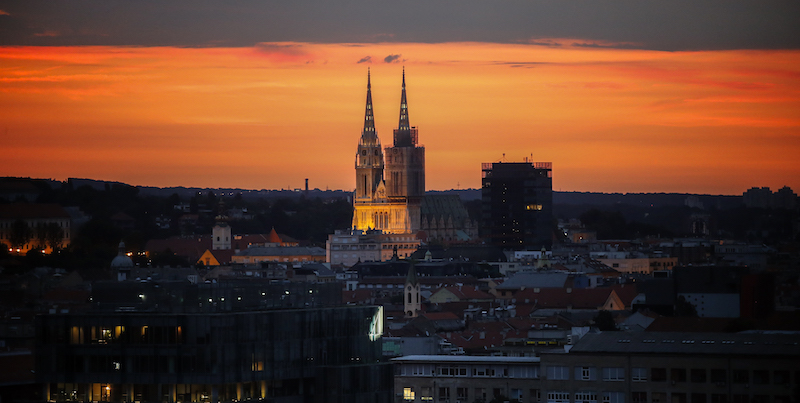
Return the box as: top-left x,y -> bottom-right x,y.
352,70 -> 425,234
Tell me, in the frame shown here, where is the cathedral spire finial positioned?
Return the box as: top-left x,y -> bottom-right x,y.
398,67 -> 410,132
362,69 -> 376,136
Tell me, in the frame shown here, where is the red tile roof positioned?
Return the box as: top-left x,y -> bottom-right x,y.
514,287 -> 616,310
440,327 -> 528,352
433,285 -> 493,300
609,284 -> 638,306
342,289 -> 377,304
145,236 -> 212,261
422,312 -> 461,321
267,227 -> 282,243
208,249 -> 235,264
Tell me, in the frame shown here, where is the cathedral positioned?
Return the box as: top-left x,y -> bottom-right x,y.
352,70 -> 425,234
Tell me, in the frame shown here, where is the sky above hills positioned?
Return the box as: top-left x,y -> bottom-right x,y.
1,1 -> 799,194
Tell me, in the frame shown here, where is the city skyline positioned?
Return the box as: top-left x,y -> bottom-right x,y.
1,2 -> 799,195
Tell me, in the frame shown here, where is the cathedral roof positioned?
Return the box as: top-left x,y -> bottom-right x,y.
420,195 -> 471,223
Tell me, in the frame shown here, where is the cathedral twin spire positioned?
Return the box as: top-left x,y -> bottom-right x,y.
361,68 -> 412,144
362,69 -> 376,138
398,68 -> 410,132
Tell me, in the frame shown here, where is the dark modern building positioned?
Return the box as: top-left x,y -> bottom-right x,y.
35,281 -> 393,403
480,162 -> 553,250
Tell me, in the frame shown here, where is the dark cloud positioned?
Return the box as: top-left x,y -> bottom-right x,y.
1,1 -> 798,51
383,54 -> 401,63
357,56 -> 372,63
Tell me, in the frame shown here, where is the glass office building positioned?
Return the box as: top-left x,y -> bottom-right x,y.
36,281 -> 393,403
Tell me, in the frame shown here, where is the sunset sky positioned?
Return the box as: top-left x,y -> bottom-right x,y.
1,2 -> 799,194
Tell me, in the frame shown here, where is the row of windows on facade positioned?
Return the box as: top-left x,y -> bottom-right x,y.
400,365 -> 799,385
239,257 -> 317,263
1,231 -> 70,239
49,376 -> 386,403
0,220 -> 69,228
329,243 -> 417,252
403,389 -> 792,403
359,284 -> 412,290
403,387 -> 624,403
399,364 -> 538,379
50,383 -> 232,403
52,319 -> 368,346
330,244 -> 378,250
549,366 -> 796,385
48,351 -> 373,375
332,252 -> 412,259
3,242 -> 68,251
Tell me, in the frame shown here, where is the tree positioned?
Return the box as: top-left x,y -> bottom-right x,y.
8,219 -> 32,251
189,196 -> 199,214
593,310 -> 618,331
37,222 -> 64,251
675,295 -> 698,317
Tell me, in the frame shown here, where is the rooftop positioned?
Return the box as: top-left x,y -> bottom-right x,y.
568,331 -> 800,357
391,355 -> 540,364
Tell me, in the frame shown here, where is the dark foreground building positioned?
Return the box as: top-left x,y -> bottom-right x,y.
393,331 -> 800,403
481,161 -> 553,250
36,281 -> 393,403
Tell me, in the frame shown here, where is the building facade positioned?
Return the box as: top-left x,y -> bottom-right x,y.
392,355 -> 542,403
480,162 -> 553,250
539,331 -> 800,403
393,331 -> 800,403
352,70 -> 425,235
0,203 -> 71,253
231,245 -> 327,265
326,229 -> 422,267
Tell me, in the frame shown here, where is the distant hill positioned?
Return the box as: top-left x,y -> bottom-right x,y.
10,177 -> 741,209
428,188 -> 741,210
553,191 -> 741,209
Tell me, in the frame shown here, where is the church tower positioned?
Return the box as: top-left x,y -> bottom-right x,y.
354,69 -> 384,202
212,201 -> 231,250
404,263 -> 421,318
385,68 -> 425,231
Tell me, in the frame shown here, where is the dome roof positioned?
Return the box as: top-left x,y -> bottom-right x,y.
111,241 -> 134,268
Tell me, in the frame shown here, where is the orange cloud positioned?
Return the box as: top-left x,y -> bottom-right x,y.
252,42 -> 314,63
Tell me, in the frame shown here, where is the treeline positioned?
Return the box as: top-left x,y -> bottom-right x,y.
571,205 -> 797,243
2,181 -> 354,272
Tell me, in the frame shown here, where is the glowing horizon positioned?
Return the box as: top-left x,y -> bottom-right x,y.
1,42 -> 799,195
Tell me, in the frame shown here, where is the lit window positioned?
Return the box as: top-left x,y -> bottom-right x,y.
403,387 -> 415,401
526,204 -> 543,211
